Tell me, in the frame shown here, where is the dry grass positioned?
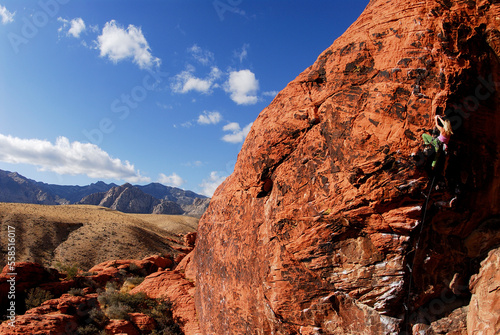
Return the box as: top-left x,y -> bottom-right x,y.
0,203 -> 198,270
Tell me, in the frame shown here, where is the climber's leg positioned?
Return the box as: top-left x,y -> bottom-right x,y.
422,133 -> 434,145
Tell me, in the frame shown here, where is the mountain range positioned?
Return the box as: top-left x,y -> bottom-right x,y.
0,169 -> 209,216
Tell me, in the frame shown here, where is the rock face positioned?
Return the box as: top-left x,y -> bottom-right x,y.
79,183 -> 184,214
130,269 -> 201,335
0,171 -> 61,205
468,247 -> 500,334
193,0 -> 500,334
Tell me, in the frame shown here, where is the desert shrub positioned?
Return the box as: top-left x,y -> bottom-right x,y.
128,262 -> 141,273
76,307 -> 109,334
96,287 -> 183,334
105,302 -> 133,320
148,299 -> 183,335
76,277 -> 100,291
68,288 -> 84,296
54,261 -> 80,279
105,281 -> 120,291
88,307 -> 108,327
98,287 -> 147,319
76,324 -> 107,335
127,276 -> 145,286
121,276 -> 145,293
25,288 -> 54,310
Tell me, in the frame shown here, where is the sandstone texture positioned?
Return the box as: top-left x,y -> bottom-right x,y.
0,255 -> 198,335
468,247 -> 500,334
193,0 -> 500,334
131,269 -> 201,335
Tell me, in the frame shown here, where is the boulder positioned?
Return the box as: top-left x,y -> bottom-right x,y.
128,312 -> 157,332
192,0 -> 500,333
467,247 -> 500,335
104,319 -> 140,335
130,270 -> 201,335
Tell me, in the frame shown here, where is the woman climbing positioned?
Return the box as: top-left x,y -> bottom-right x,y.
422,115 -> 454,169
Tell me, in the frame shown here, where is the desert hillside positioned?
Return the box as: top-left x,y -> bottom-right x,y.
0,202 -> 198,270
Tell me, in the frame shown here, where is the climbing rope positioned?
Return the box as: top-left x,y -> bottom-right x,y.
404,175 -> 436,331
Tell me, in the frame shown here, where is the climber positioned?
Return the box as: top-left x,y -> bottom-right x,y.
421,115 -> 453,169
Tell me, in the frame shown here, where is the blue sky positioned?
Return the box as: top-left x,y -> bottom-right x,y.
0,0 -> 369,196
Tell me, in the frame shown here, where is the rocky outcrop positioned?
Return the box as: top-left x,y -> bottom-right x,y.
79,183 -> 184,214
130,269 -> 201,335
192,0 -> 500,334
179,197 -> 211,218
0,255 -> 196,334
468,247 -> 500,334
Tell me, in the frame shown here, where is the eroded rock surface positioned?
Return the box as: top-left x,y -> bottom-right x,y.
193,0 -> 500,334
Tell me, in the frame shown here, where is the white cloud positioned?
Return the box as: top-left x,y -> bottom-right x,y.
197,111 -> 222,125
158,173 -> 184,187
189,44 -> 214,65
234,43 -> 249,63
224,69 -> 259,105
222,122 -> 240,132
222,122 -> 253,143
184,160 -> 204,167
97,20 -> 160,69
199,171 -> 227,197
58,17 -> 86,38
263,90 -> 279,98
0,134 -> 149,183
0,5 -> 14,24
68,18 -> 86,38
171,65 -> 222,94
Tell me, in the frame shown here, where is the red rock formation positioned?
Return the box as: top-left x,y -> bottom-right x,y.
130,269 -> 201,335
104,319 -> 140,335
128,312 -> 157,333
192,0 -> 500,334
468,247 -> 500,334
0,255 -> 192,334
0,293 -> 98,335
0,262 -> 62,315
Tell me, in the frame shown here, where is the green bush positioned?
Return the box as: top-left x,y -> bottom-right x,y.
54,261 -> 80,280
96,287 -> 183,334
25,288 -> 54,310
127,276 -> 145,286
148,299 -> 183,335
105,302 -> 132,320
76,324 -> 108,335
128,262 -> 141,273
88,307 -> 108,328
68,288 -> 84,296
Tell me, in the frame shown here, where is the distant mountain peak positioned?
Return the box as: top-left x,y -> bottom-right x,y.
0,169 -> 209,216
